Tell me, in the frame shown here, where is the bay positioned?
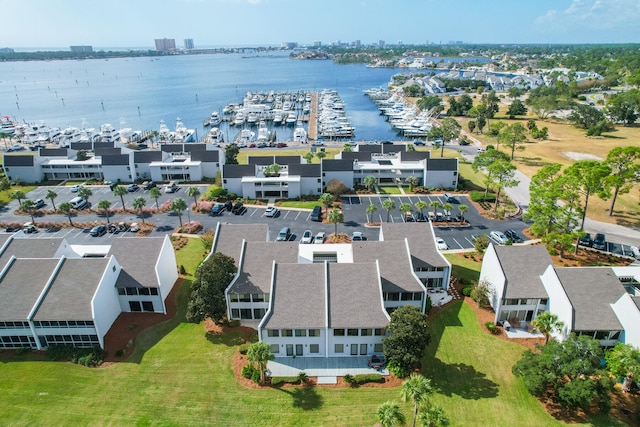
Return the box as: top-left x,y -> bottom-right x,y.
0,52 -> 405,142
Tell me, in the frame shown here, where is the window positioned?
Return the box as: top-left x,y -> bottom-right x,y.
308,329 -> 320,337
270,344 -> 279,353
230,294 -> 239,303
401,293 -> 413,301
310,344 -> 319,354
540,299 -> 548,305
374,328 -> 385,336
150,288 -> 159,296
267,330 -> 279,337
347,329 -> 358,336
360,329 -> 372,336
239,294 -> 251,302
129,301 -> 142,312
374,343 -> 384,353
253,308 -> 266,319
334,344 -> 344,353
282,329 -> 293,337
333,329 -> 345,336
240,309 -> 252,319
142,301 -> 154,312
252,294 -> 265,302
294,329 -> 307,337
231,309 -> 240,318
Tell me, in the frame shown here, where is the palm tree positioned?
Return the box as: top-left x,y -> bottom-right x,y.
303,151 -> 314,164
401,374 -> 434,427
429,201 -> 442,218
376,401 -> 406,427
415,200 -> 428,221
442,202 -> 453,220
21,200 -> 36,225
319,192 -> 335,216
187,186 -> 201,209
342,143 -> 353,152
246,341 -> 274,385
132,196 -> 147,224
327,207 -> 343,237
418,405 -> 448,427
405,176 -> 419,192
46,189 -> 58,210
382,199 -> 396,223
97,199 -> 112,223
170,197 -> 187,227
113,185 -> 128,210
59,202 -> 74,226
149,187 -> 162,209
78,187 -> 93,207
531,311 -> 564,345
458,205 -> 468,224
366,203 -> 377,223
10,190 -> 25,206
400,202 -> 413,221
363,175 -> 377,192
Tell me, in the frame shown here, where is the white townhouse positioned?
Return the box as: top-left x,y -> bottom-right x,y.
0,233 -> 178,350
480,243 -> 640,348
211,222 -> 451,358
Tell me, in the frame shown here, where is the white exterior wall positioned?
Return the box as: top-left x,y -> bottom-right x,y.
4,165 -> 42,183
300,176 -> 322,196
265,331 -> 327,357
611,294 -> 640,348
479,244 -> 506,322
156,235 -> 179,314
425,170 -> 458,189
323,171 -> 354,189
102,165 -> 132,183
541,266 -> 573,341
134,162 -> 153,181
187,165 -> 203,181
201,162 -> 220,179
224,177 -> 244,196
91,255 -> 123,348
327,331 -> 383,357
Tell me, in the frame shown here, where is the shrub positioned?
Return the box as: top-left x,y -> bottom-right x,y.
470,190 -> 496,202
425,295 -> 433,314
386,361 -> 409,378
46,345 -> 105,367
297,372 -> 308,383
343,374 -> 356,386
208,187 -> 228,200
241,365 -> 260,383
238,343 -> 251,355
485,321 -> 500,334
15,347 -> 30,356
270,376 -> 301,386
115,349 -> 125,357
227,193 -> 238,201
354,373 -> 383,384
179,265 -> 186,275
462,285 -> 473,297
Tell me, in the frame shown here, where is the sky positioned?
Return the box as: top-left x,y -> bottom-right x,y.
1,0 -> 639,49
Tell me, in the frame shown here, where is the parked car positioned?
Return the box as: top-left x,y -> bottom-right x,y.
118,222 -> 130,232
276,227 -> 291,242
143,181 -> 157,190
276,142 -> 288,148
129,223 -> 140,232
443,193 -> 455,203
265,206 -> 279,217
310,205 -> 322,222
315,232 -> 326,244
489,230 -> 509,245
33,199 -> 45,209
70,184 -> 83,192
413,140 -> 425,146
231,202 -> 244,215
504,229 -> 523,243
223,200 -> 234,212
107,223 -> 118,233
89,225 -> 106,237
351,232 -> 364,241
127,183 -> 139,192
435,237 -> 449,250
23,222 -> 38,234
477,147 -> 487,153
578,233 -> 593,247
300,230 -> 313,244
593,233 -> 606,250
631,246 -> 640,260
311,141 -> 324,146
164,181 -> 178,193
211,203 -> 225,216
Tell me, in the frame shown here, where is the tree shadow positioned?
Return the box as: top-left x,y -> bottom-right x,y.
517,156 -> 550,167
205,330 -> 245,347
424,357 -> 499,400
276,386 -> 324,410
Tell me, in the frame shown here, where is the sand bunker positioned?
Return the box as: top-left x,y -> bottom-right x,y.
563,152 -> 603,161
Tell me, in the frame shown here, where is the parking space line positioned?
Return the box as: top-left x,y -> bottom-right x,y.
305,212 -> 311,221
249,209 -> 258,217
464,236 -> 475,246
452,238 -> 465,249
282,210 -> 291,219
294,211 -> 301,220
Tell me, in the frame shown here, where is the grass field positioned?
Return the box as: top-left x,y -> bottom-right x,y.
0,239 -> 627,426
378,185 -> 403,194
0,186 -> 37,205
277,201 -> 321,209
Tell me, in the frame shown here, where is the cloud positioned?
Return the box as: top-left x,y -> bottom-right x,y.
536,0 -> 640,31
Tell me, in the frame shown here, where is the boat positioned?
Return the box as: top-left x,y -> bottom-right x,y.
233,111 -> 245,126
0,117 -> 16,135
97,123 -> 120,143
173,118 -> 196,142
206,127 -> 224,144
257,120 -> 269,142
246,111 -> 259,126
119,118 -> 143,143
236,129 -> 255,144
204,111 -> 221,127
285,111 -> 297,126
158,119 -> 174,142
293,122 -> 307,143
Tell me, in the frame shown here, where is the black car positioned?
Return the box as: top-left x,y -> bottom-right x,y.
504,229 -> 523,243
89,225 -> 106,237
231,202 -> 244,215
143,181 -> 157,190
211,203 -> 225,216
593,233 -> 606,250
578,233 -> 593,247
224,200 -> 234,212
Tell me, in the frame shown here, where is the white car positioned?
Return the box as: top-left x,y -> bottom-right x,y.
70,184 -> 83,192
315,232 -> 326,243
265,207 -> 279,217
435,237 -> 449,250
489,230 -> 509,245
351,231 -> 364,241
129,223 -> 140,233
300,230 -> 313,244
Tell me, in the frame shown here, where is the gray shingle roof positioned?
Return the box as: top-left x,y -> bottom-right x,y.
357,145 -> 382,153
0,238 -> 63,270
107,237 -> 164,289
95,148 -> 122,157
161,144 -> 184,153
248,156 -> 274,165
275,156 -> 300,165
70,142 -> 92,151
33,258 -> 109,321
341,152 -> 372,162
401,151 -> 430,161
3,155 -> 34,167
322,159 -> 354,171
264,263 -> 326,329
134,151 -> 162,164
101,154 -> 129,166
328,262 -> 389,328
288,163 -> 321,177
0,259 -> 59,321
427,158 -> 457,171
352,240 -> 424,292
380,223 -> 447,270
213,223 -> 269,264
223,164 -> 255,179
191,150 -> 219,162
230,241 -> 298,293
94,141 -> 115,150
183,144 -> 206,152
555,267 -> 626,331
39,148 -> 68,157
494,245 -> 552,299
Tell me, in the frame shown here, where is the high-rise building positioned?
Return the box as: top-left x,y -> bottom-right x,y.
184,38 -> 194,50
377,40 -> 385,47
313,41 -> 322,47
154,38 -> 176,51
70,45 -> 93,53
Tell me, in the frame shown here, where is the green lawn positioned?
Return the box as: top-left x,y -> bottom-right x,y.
378,185 -> 403,194
0,239 -> 625,426
175,237 -> 209,280
277,201 -> 321,209
445,253 -> 482,284
0,186 -> 37,204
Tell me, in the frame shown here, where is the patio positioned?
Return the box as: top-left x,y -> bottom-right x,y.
267,356 -> 389,377
503,320 -> 544,339
427,288 -> 454,307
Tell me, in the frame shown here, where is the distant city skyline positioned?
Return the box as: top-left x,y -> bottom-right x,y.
1,0 -> 639,49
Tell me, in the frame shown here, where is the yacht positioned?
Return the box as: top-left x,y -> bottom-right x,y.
158,119 -> 174,142
233,111 -> 245,126
237,129 -> 255,143
257,120 -> 269,142
174,118 -> 196,142
285,111 -> 297,126
293,122 -> 307,143
206,127 -> 224,144
204,111 -> 221,127
119,118 -> 142,143
98,123 -> 120,143
246,111 -> 259,126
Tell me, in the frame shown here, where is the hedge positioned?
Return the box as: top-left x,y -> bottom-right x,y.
270,376 -> 301,386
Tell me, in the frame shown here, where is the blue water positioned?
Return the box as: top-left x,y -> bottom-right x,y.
0,53 -> 469,141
